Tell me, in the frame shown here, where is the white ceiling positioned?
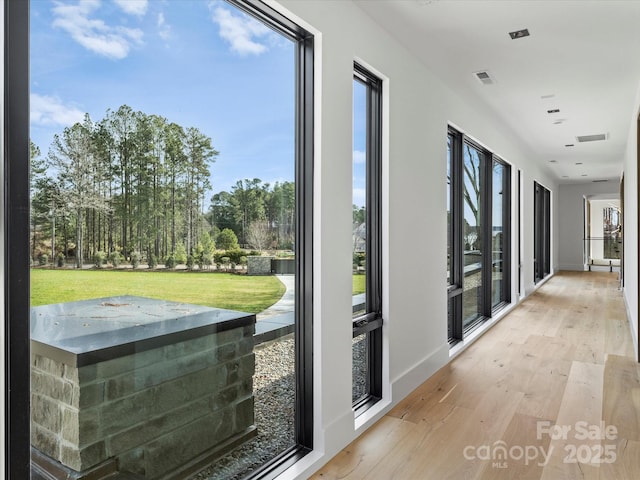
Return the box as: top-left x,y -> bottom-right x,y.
355,0 -> 640,184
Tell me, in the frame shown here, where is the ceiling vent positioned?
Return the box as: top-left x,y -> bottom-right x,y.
576,133 -> 608,143
474,70 -> 495,85
509,28 -> 530,40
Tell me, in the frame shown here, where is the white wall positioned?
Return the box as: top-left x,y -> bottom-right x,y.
274,1 -> 558,477
557,183 -> 620,271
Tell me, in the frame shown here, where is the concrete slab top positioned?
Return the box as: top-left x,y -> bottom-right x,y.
31,295 -> 255,366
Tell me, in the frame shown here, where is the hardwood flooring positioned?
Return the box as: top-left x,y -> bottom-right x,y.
311,271 -> 640,480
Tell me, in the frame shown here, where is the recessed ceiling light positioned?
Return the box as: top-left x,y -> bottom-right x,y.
509,28 -> 530,39
553,119 -> 566,125
548,160 -> 557,163
541,94 -> 555,100
565,144 -> 575,147
547,109 -> 560,114
575,162 -> 583,165
581,174 -> 588,177
562,175 -> 569,178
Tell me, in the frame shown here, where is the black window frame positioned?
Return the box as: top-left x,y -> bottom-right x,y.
534,181 -> 551,283
352,63 -> 383,415
5,1 -> 315,478
491,156 -> 512,312
447,127 -> 511,344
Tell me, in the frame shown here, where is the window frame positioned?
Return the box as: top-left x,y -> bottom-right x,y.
352,63 -> 383,414
534,181 -> 551,283
4,0 -> 31,477
5,1 -> 315,478
447,127 -> 512,344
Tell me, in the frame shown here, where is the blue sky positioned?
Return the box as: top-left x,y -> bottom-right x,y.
30,0 -> 298,197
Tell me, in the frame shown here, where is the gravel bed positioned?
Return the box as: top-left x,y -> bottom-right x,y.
191,333 -> 369,479
190,335 -> 295,480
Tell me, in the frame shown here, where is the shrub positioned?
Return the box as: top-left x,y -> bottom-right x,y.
93,251 -> 107,268
239,256 -> 248,269
148,253 -> 157,269
165,254 -> 176,270
57,253 -> 65,268
186,255 -> 194,271
221,256 -> 231,271
130,251 -> 141,269
217,228 -> 239,250
201,252 -> 213,270
38,253 -> 48,266
174,243 -> 187,265
109,251 -> 123,267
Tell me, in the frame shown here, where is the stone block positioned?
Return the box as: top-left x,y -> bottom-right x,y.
238,353 -> 256,379
216,343 -> 236,362
117,447 -> 146,476
235,397 -> 255,431
32,423 -> 59,460
216,327 -> 243,346
209,385 -> 239,412
107,397 -> 211,456
33,354 -> 65,377
31,393 -> 62,434
143,407 -> 234,479
32,369 -> 75,405
60,406 -> 100,447
79,381 -> 105,408
247,255 -> 273,275
59,440 -> 107,472
238,336 -> 254,355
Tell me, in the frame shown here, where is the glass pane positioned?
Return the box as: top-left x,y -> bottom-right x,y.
447,135 -> 452,286
30,2 -> 298,478
352,77 -> 368,402
492,161 -> 505,307
462,143 -> 482,328
352,333 -> 369,403
603,206 -> 621,260
353,79 -> 367,318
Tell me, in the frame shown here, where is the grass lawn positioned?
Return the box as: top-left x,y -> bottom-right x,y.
353,274 -> 366,295
31,269 -> 286,314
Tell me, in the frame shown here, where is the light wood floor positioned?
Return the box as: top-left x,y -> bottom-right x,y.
312,271 -> 640,480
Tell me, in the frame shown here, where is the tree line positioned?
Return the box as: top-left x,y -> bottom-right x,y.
30,105 -> 295,268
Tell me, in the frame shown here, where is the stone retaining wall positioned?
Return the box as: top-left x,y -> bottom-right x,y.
247,256 -> 272,275
31,322 -> 255,479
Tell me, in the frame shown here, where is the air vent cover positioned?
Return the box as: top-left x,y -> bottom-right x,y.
576,133 -> 607,143
474,70 -> 495,85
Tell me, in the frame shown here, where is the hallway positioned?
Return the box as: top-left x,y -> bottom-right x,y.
312,272 -> 640,479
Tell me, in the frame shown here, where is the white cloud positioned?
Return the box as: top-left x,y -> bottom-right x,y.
157,12 -> 171,40
113,0 -> 148,16
31,93 -> 85,127
353,150 -> 366,164
352,188 -> 366,208
210,4 -> 271,56
52,0 -> 143,60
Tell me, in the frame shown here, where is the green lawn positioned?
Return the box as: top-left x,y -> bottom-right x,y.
353,274 -> 366,295
30,269 -> 286,314
31,269 -> 368,312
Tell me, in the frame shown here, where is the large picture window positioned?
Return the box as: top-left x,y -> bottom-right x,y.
7,1 -> 314,478
352,63 -> 383,413
447,127 -> 511,343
